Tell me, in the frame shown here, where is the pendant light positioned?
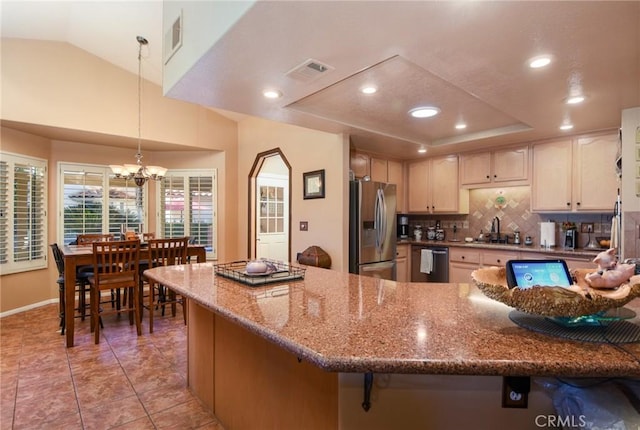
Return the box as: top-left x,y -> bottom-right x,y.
110,36 -> 167,186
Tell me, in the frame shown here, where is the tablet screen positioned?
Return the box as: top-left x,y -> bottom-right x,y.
506,260 -> 572,289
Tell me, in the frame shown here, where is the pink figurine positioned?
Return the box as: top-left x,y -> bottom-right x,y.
593,248 -> 617,271
585,248 -> 636,289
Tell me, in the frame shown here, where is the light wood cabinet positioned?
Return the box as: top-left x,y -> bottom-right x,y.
481,249 -> 519,267
408,155 -> 467,214
387,160 -> 405,213
531,133 -> 618,212
460,146 -> 529,188
448,247 -> 481,284
350,151 -> 370,179
395,244 -> 410,282
370,157 -> 387,182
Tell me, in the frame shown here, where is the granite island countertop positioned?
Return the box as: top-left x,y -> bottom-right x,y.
144,263 -> 640,377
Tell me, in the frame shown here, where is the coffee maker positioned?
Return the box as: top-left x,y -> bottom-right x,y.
564,229 -> 577,249
398,215 -> 409,239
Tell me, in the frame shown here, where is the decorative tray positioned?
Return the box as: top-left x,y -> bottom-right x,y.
471,266 -> 640,318
213,260 -> 306,286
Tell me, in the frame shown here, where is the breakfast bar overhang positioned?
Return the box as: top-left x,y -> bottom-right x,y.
144,263 -> 640,429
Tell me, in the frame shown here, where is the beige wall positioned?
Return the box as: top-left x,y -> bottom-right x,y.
1,129 -> 55,312
238,117 -> 349,271
0,38 -> 240,313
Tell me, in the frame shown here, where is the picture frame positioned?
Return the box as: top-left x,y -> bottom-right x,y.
303,169 -> 325,199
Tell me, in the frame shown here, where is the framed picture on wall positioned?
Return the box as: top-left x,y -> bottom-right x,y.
303,169 -> 325,199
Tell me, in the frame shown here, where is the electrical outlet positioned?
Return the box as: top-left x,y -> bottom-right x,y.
580,223 -> 594,233
502,377 -> 529,408
300,221 -> 308,231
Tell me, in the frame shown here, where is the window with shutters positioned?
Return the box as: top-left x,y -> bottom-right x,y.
158,170 -> 216,260
59,163 -> 146,245
0,152 -> 47,274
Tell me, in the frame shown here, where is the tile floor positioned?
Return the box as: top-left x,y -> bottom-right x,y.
0,303 -> 223,429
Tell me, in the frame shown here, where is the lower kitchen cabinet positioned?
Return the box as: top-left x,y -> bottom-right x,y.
449,247 -> 481,284
396,244 -> 410,282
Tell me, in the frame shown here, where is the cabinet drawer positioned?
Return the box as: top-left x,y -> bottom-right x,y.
449,247 -> 481,264
396,244 -> 409,259
482,251 -> 518,267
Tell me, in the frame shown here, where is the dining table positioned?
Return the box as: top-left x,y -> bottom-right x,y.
61,243 -> 207,347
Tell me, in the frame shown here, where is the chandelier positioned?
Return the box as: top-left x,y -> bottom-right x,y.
110,36 -> 167,187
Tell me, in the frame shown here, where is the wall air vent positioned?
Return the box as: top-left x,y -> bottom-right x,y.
164,10 -> 183,65
285,58 -> 334,82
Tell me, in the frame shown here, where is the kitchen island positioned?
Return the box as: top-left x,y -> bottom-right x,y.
144,263 -> 640,429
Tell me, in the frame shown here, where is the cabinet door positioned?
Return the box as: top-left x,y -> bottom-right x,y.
481,250 -> 519,267
449,262 -> 479,284
370,157 -> 388,183
351,152 -> 370,179
531,140 -> 573,211
573,134 -> 618,211
493,146 -> 529,183
460,152 -> 491,186
430,156 -> 459,213
387,160 -> 404,213
408,160 -> 430,212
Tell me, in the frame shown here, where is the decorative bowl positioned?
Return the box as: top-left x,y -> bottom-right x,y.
471,266 -> 640,317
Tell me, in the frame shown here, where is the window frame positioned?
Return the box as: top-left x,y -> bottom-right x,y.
156,169 -> 217,260
0,151 -> 48,275
57,162 -> 148,245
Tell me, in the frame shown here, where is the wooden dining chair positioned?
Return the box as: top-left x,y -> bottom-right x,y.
143,237 -> 189,333
49,243 -> 94,334
88,239 -> 142,344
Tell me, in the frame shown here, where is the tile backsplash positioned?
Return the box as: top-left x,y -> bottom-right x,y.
401,186 -> 615,249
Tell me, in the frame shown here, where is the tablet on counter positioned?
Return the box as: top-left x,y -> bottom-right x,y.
505,259 -> 572,289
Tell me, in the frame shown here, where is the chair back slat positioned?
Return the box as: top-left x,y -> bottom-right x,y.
77,233 -> 115,244
92,240 -> 140,287
148,237 -> 188,269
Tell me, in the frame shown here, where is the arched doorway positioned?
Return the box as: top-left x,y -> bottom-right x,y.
248,148 -> 291,261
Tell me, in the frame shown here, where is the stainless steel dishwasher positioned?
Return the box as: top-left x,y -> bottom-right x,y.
411,246 -> 449,282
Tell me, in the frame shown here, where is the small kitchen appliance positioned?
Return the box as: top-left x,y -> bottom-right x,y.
398,215 -> 409,239
564,229 -> 577,249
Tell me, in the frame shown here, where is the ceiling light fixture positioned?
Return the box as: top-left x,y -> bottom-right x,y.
455,123 -> 467,130
560,123 -> 574,131
417,147 -> 427,154
110,36 -> 166,187
360,86 -> 377,94
409,106 -> 441,118
528,55 -> 552,69
566,95 -> 585,105
263,89 -> 282,99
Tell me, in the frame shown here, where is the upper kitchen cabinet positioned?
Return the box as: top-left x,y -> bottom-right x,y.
460,146 -> 529,188
350,151 -> 370,179
353,153 -> 406,212
531,132 -> 618,212
408,155 -> 468,214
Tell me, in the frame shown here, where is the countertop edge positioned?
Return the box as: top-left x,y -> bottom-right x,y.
167,275 -> 639,378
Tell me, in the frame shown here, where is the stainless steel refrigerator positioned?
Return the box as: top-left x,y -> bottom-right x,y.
349,180 -> 397,280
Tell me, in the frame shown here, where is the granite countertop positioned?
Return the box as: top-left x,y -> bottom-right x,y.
144,263 -> 640,377
398,239 -> 603,258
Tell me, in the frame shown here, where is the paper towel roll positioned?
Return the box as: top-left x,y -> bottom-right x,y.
540,222 -> 556,247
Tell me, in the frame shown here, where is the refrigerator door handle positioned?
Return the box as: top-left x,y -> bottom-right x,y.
374,188 -> 386,254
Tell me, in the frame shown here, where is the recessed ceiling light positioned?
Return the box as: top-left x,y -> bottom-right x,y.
409,106 -> 441,118
528,55 -> 552,69
361,86 -> 377,94
263,89 -> 282,99
560,123 -> 574,131
455,123 -> 467,130
566,95 -> 585,105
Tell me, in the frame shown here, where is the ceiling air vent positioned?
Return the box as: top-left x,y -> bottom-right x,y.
285,58 -> 334,82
